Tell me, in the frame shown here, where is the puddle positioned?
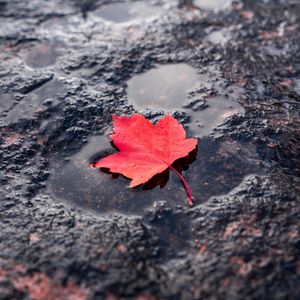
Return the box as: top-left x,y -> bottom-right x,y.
24,41 -> 63,68
295,79 -> 300,95
186,96 -> 243,137
127,63 -> 244,137
194,0 -> 232,11
0,89 -> 13,113
48,135 -> 262,216
205,27 -> 232,45
49,135 -> 189,215
94,2 -> 160,24
6,80 -> 66,122
128,64 -> 201,110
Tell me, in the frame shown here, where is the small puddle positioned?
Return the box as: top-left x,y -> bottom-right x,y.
6,80 -> 66,123
127,63 -> 244,137
48,135 -> 262,216
128,64 -> 202,110
49,135 -> 189,215
24,41 -> 63,69
295,79 -> 300,95
205,27 -> 232,45
128,64 -> 201,110
186,96 -> 243,137
0,89 -> 13,113
194,0 -> 232,11
94,2 -> 160,24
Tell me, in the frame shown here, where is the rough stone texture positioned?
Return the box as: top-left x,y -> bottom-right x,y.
0,0 -> 299,299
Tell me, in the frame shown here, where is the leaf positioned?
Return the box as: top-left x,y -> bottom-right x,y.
90,114 -> 197,205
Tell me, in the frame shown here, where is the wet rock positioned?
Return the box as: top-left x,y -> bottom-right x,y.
0,0 -> 299,299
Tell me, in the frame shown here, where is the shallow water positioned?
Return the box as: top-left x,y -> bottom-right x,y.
128,63 -> 244,137
205,28 -> 232,45
94,2 -> 160,24
49,135 -> 262,215
295,79 -> 300,95
194,0 -> 232,11
0,89 -> 13,113
186,96 -> 243,137
49,64 -> 252,215
128,64 -> 201,110
47,63 -> 249,215
24,41 -> 63,68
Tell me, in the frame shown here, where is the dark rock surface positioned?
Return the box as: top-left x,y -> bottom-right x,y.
0,0 -> 299,299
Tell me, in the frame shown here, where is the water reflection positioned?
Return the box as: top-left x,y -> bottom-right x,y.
24,41 -> 63,68
205,27 -> 232,45
94,2 -> 160,24
194,0 -> 232,11
0,89 -> 13,113
187,96 -> 243,137
49,135 -> 262,215
128,64 -> 201,110
127,63 -> 244,137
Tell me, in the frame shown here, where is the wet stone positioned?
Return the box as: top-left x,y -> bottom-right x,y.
0,0 -> 298,298
94,2 -> 160,24
145,209 -> 192,260
48,135 -> 262,216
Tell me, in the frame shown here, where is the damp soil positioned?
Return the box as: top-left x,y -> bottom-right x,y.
0,0 -> 300,299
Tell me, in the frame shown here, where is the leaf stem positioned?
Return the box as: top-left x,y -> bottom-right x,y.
169,165 -> 193,206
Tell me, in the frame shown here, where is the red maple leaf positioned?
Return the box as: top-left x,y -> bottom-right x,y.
90,114 -> 197,205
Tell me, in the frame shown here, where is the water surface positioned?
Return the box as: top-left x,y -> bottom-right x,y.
94,2 -> 160,24
186,96 -> 243,137
24,41 -> 63,68
49,135 -> 262,215
128,64 -> 201,110
0,89 -> 13,113
194,0 -> 232,11
128,63 -> 244,137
